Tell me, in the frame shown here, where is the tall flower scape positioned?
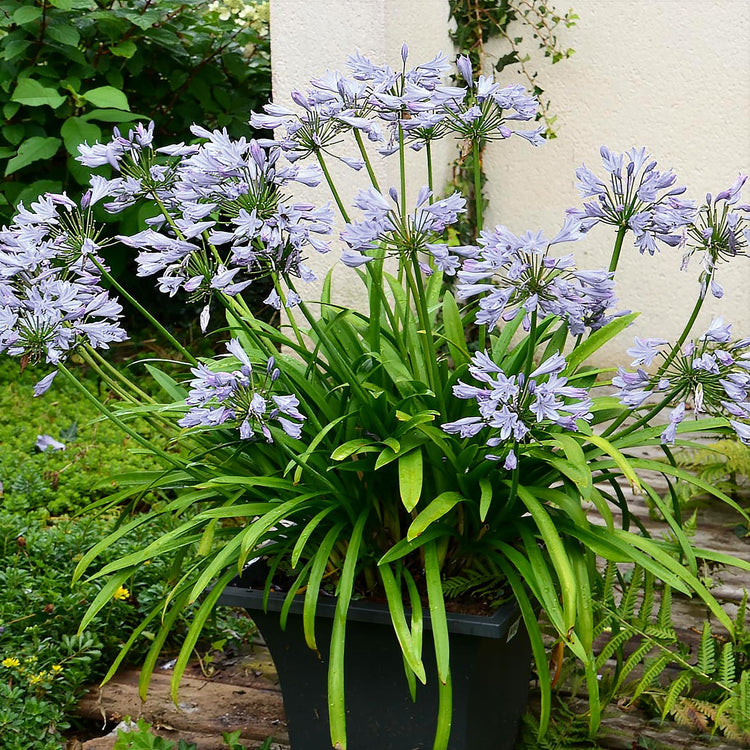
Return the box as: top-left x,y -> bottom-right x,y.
1,47 -> 748,749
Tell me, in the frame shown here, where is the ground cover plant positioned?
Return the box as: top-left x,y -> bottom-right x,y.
0,506 -> 256,749
0,43 -> 749,750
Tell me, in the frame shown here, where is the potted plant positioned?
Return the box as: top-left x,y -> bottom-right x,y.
1,46 -> 748,750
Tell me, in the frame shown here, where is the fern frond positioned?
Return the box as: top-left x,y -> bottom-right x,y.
662,672 -> 692,719
637,570 -> 655,622
631,653 -> 672,701
657,585 -> 673,630
697,621 -> 716,674
718,642 -> 736,688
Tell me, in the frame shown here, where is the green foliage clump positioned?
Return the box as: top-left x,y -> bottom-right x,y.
0,509 -> 256,749
675,438 -> 750,506
0,0 -> 271,221
111,719 -> 272,749
0,358 -> 160,516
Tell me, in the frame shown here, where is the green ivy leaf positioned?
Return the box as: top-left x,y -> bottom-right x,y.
13,6 -> 43,25
5,137 -> 62,176
82,86 -> 130,111
11,79 -> 66,109
60,117 -> 101,156
110,40 -> 137,58
47,24 -> 81,47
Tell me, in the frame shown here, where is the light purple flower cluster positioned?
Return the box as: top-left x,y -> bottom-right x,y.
682,174 -> 749,299
411,53 -> 543,149
250,46 -> 541,161
456,216 -> 619,334
0,193 -> 127,392
78,125 -> 333,320
340,185 -> 474,271
179,339 -> 305,442
567,147 -> 696,255
614,318 -> 750,445
442,351 -> 593,468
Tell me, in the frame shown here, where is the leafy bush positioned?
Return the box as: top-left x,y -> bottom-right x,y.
0,510 -> 256,749
0,0 -> 270,221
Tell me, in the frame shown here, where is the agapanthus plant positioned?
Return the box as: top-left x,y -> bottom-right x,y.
2,46 -> 748,750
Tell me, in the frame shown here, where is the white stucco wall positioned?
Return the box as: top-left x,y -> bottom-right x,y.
269,0 -> 750,361
482,0 -> 750,359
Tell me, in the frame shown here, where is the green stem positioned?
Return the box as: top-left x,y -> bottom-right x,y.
354,129 -> 380,192
608,225 -> 628,274
272,276 -> 307,350
472,139 -> 483,236
426,141 -> 434,202
57,364 -> 185,471
399,123 -> 407,215
524,310 -> 538,380
85,346 -> 156,403
409,256 -> 446,414
656,290 -> 706,377
605,388 -> 681,441
91,258 -> 196,365
316,151 -> 350,223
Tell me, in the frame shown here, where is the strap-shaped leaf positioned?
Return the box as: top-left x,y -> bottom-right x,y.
171,570 -> 235,704
379,564 -> 427,684
565,312 -> 638,373
515,484 -> 578,633
441,291 -> 470,366
328,511 -> 369,748
407,491 -> 464,541
479,478 -> 493,522
399,449 -> 424,512
424,542 -> 450,684
291,506 -> 337,569
303,522 -> 345,652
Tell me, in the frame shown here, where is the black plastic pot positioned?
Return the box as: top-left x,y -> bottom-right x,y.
219,569 -> 532,750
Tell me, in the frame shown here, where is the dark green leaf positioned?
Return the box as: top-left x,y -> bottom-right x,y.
11,79 -> 66,108
13,6 -> 43,25
82,86 -> 130,111
5,137 -> 62,175
60,117 -> 101,156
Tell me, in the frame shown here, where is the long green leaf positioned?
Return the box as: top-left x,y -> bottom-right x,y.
407,491 -> 464,541
171,570 -> 235,704
399,449 -> 424,512
380,564 -> 427,684
303,522 -> 345,652
565,313 -> 639,373
328,511 -> 369,749
424,542 -> 450,684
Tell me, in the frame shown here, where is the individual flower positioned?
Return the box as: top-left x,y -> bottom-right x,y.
2,657 -> 20,669
179,339 -> 305,442
456,217 -> 619,334
682,174 -> 749,299
36,434 -> 66,452
614,321 -> 750,444
567,146 -> 696,255
340,185 -> 474,270
442,350 -> 593,465
113,586 -> 130,601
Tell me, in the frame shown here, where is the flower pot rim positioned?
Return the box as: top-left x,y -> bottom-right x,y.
219,564 -> 522,640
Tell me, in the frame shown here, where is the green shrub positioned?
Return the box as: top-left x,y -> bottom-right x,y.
0,509 -> 256,749
0,0 -> 270,222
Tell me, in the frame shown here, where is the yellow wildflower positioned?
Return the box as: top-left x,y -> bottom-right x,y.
28,671 -> 47,684
113,586 -> 130,601
51,664 -> 63,674
1,657 -> 20,669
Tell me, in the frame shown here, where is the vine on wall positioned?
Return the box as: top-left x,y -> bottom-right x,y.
447,0 -> 577,241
